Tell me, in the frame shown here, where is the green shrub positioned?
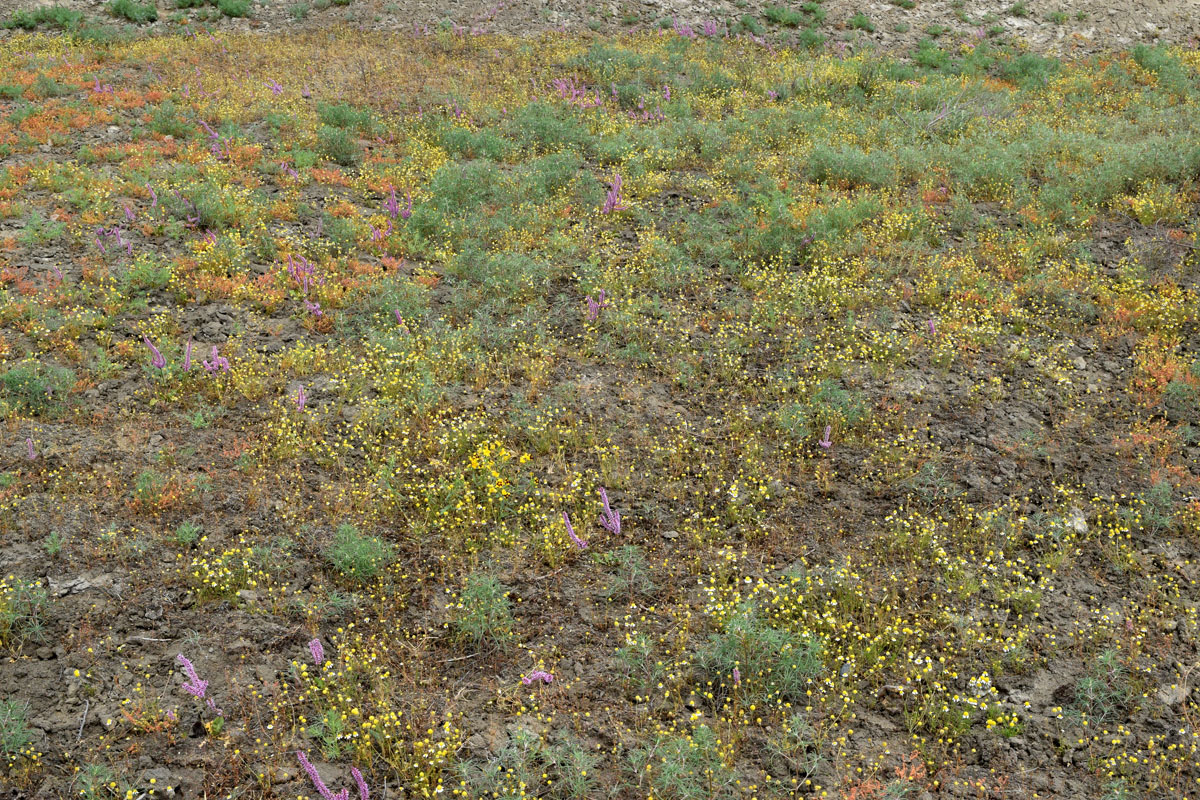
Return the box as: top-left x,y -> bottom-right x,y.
317,125 -> 361,166
0,360 -> 75,416
807,144 -> 895,189
0,699 -> 34,757
317,102 -> 375,133
502,102 -> 590,154
450,572 -> 514,648
0,576 -> 48,650
4,6 -> 83,30
698,611 -> 824,705
150,100 -> 191,138
628,724 -> 743,800
763,5 -> 803,26
848,11 -> 875,31
217,0 -> 251,16
108,0 -> 158,23
324,524 -> 395,582
997,52 -> 1059,88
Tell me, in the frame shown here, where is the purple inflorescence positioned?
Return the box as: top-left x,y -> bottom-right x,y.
144,336 -> 166,370
563,511 -> 587,549
601,174 -> 628,214
176,653 -> 221,715
308,637 -> 323,665
598,487 -> 621,535
522,669 -> 554,685
586,289 -> 609,322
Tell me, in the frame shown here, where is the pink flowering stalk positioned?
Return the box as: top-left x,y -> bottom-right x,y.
400,191 -> 412,220
733,666 -> 741,686
183,340 -> 193,372
297,751 -> 367,800
384,188 -> 400,219
928,319 -> 936,336
819,425 -> 833,449
296,386 -> 307,412
202,346 -> 230,373
144,337 -> 166,369
563,511 -> 587,549
308,637 -> 323,665
26,438 -> 36,461
297,751 -> 348,800
598,487 -> 620,535
265,79 -> 284,95
176,653 -> 221,715
601,174 -> 628,214
522,670 -> 554,685
586,289 -> 609,322
305,300 -> 323,318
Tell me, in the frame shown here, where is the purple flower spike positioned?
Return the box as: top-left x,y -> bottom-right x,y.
522,669 -> 554,685
296,386 -> 307,412
308,637 -> 323,665
144,336 -> 166,369
265,79 -> 284,96
298,751 -> 344,800
147,184 -> 158,209
26,437 -> 36,461
384,187 -> 399,219
733,666 -> 741,686
928,318 -> 936,336
601,174 -> 628,214
202,346 -> 230,373
819,425 -> 833,449
305,300 -> 323,318
563,511 -> 587,549
351,767 -> 369,800
586,289 -> 610,322
183,340 -> 193,372
598,487 -> 620,535
122,204 -> 135,222
400,191 -> 412,220
176,654 -> 214,711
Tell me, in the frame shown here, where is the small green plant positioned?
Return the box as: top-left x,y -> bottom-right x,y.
891,0 -> 915,9
1072,648 -> 1129,727
848,12 -> 874,32
108,0 -> 158,23
4,5 -> 83,29
1008,1 -> 1029,17
599,544 -> 654,601
217,0 -> 252,18
1049,9 -> 1068,24
175,521 -> 202,547
18,210 -> 66,246
628,724 -> 742,800
43,531 -> 65,558
0,360 -> 75,416
289,2 -> 309,19
763,5 -> 803,27
317,125 -> 361,166
0,575 -> 47,649
450,572 -> 514,649
324,524 -> 394,582
0,700 -> 34,759
306,708 -> 348,759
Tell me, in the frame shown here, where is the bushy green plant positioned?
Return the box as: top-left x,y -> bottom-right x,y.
217,0 -> 251,16
317,124 -> 361,166
628,724 -> 742,800
108,0 -> 158,23
0,360 -> 74,416
763,5 -> 803,26
849,11 -> 874,31
5,6 -> 82,29
324,524 -> 395,582
0,576 -> 47,650
0,700 -> 33,757
807,144 -> 895,188
450,572 -> 514,648
698,611 -> 824,705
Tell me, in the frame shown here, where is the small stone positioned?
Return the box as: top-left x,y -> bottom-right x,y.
1157,684 -> 1188,707
1072,356 -> 1087,369
237,589 -> 258,604
660,529 -> 679,539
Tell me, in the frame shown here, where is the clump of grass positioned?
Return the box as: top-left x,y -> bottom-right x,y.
217,0 -> 251,17
324,524 -> 395,582
763,5 -> 803,27
0,576 -> 47,650
449,572 -> 514,649
848,11 -> 874,31
317,124 -> 361,166
108,0 -> 158,23
4,5 -> 83,30
0,360 -> 74,417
